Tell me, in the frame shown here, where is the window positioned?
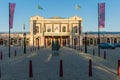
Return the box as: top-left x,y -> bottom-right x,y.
33,26 -> 39,34
62,26 -> 66,32
36,26 -> 39,33
47,26 -> 51,32
74,26 -> 77,33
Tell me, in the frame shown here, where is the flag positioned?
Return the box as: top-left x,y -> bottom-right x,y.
42,27 -> 45,36
9,3 -> 16,29
38,4 -> 43,10
75,4 -> 81,10
72,27 -> 75,38
98,3 -> 105,28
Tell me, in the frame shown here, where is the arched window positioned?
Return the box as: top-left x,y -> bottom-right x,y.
74,26 -> 77,33
62,26 -> 66,32
36,26 -> 39,33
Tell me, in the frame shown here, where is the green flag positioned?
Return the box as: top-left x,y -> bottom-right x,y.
38,4 -> 43,10
72,27 -> 75,38
75,4 -> 81,10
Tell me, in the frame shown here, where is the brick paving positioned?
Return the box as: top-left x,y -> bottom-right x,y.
0,46 -> 120,80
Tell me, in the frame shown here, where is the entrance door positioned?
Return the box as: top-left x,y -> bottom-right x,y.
62,39 -> 66,46
47,38 -> 51,47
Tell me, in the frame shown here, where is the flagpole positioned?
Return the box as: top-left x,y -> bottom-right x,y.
9,3 -> 11,58
98,3 -> 100,56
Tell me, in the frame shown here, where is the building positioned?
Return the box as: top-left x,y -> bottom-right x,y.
0,15 -> 120,47
29,15 -> 82,47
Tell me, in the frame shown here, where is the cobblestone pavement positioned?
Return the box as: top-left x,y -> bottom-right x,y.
0,46 -> 120,80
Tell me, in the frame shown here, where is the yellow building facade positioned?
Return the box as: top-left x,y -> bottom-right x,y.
30,15 -> 82,47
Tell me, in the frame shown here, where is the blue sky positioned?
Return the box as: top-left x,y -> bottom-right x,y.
0,0 -> 120,32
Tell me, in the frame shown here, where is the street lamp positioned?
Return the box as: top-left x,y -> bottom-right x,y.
22,24 -> 26,54
37,36 -> 40,50
85,32 -> 87,53
24,33 -> 26,54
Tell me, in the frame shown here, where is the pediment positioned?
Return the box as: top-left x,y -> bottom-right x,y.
69,16 -> 82,21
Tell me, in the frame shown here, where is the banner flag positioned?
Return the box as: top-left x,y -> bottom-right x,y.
9,3 -> 16,29
99,3 -> 105,28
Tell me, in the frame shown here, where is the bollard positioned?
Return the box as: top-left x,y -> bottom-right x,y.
59,59 -> 63,77
104,51 -> 106,59
93,49 -> 95,56
89,59 -> 92,77
0,52 -> 2,60
14,50 -> 16,57
81,48 -> 82,52
0,66 -> 1,79
32,48 -> 33,51
29,60 -> 33,78
31,48 -> 32,52
118,60 -> 120,76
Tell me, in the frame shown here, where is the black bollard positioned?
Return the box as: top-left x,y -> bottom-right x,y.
89,59 -> 92,77
93,49 -> 95,56
104,51 -> 106,59
14,50 -> 16,57
59,59 -> 63,77
29,60 -> 33,78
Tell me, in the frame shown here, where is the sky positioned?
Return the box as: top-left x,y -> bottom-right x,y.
0,0 -> 120,32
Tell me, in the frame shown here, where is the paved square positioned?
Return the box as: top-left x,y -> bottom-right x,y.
0,46 -> 120,80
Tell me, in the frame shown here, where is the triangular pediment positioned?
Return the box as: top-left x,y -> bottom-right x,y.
69,16 -> 82,20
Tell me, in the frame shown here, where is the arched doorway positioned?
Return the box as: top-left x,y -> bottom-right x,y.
62,39 -> 66,46
107,38 -> 110,43
0,39 -> 3,45
47,38 -> 51,47
114,38 -> 117,44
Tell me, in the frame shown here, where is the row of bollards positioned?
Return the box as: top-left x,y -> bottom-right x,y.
0,47 -> 40,60
0,59 -> 120,79
92,49 -> 106,59
89,59 -> 120,77
70,47 -> 120,77
28,59 -> 64,78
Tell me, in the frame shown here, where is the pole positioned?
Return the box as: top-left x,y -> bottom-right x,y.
24,33 -> 26,54
33,33 -> 34,51
85,32 -> 87,53
38,37 -> 39,50
79,21 -> 81,50
9,3 -> 11,58
98,3 -> 100,56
